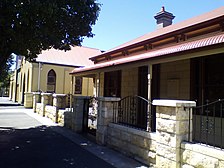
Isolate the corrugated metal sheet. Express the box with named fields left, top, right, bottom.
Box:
left=71, top=33, right=224, bottom=74
left=36, top=46, right=101, bottom=67
left=90, top=6, right=224, bottom=59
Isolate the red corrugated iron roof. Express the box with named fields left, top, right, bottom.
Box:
left=90, top=6, right=224, bottom=60
left=36, top=46, right=101, bottom=67
left=71, top=33, right=224, bottom=74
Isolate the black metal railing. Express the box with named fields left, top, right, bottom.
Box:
left=112, top=95, right=155, bottom=132
left=192, top=99, right=224, bottom=150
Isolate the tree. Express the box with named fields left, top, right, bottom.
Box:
left=0, top=55, right=13, bottom=96
left=0, top=0, right=100, bottom=75
left=0, top=55, right=14, bottom=82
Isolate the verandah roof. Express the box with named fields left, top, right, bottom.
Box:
left=70, top=33, right=224, bottom=75
left=89, top=6, right=224, bottom=62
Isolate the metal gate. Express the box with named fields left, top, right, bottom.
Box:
left=83, top=97, right=98, bottom=136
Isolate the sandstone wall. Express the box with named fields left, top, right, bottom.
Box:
left=107, top=123, right=156, bottom=166
left=181, top=142, right=224, bottom=168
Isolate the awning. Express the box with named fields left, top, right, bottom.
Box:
left=70, top=33, right=224, bottom=75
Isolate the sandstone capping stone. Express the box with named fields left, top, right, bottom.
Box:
left=53, top=93, right=67, bottom=97
left=153, top=99, right=196, bottom=108
left=181, top=142, right=224, bottom=161
left=182, top=148, right=219, bottom=167
left=33, top=92, right=41, bottom=95
left=97, top=96, right=120, bottom=102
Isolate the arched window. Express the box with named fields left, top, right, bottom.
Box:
left=47, top=69, right=56, bottom=93
left=75, top=77, right=83, bottom=94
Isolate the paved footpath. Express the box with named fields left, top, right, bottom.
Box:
left=0, top=97, right=148, bottom=168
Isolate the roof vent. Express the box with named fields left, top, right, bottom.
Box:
left=154, top=6, right=175, bottom=29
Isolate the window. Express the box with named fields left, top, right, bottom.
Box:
left=75, top=77, right=82, bottom=94
left=192, top=54, right=224, bottom=103
left=47, top=69, right=56, bottom=93
left=191, top=54, right=224, bottom=116
left=104, top=70, right=121, bottom=97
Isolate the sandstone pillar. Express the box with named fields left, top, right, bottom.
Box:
left=53, top=94, right=67, bottom=109
left=72, top=96, right=90, bottom=132
left=41, top=93, right=53, bottom=116
left=152, top=100, right=196, bottom=168
left=96, top=97, right=120, bottom=145
left=33, top=92, right=41, bottom=112
left=52, top=94, right=67, bottom=122
left=24, top=92, right=33, bottom=108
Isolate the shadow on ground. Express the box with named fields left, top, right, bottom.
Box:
left=0, top=125, right=115, bottom=168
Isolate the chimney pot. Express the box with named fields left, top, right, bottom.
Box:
left=154, top=7, right=175, bottom=29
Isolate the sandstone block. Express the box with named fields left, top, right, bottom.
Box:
left=156, top=155, right=178, bottom=168
left=182, top=149, right=219, bottom=167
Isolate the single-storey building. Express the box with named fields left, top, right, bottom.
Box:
left=70, top=7, right=224, bottom=167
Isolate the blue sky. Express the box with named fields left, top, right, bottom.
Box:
left=82, top=0, right=224, bottom=51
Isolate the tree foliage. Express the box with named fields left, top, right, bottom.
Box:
left=0, top=0, right=100, bottom=75
left=0, top=55, right=13, bottom=89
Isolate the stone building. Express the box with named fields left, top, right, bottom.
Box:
left=69, top=7, right=224, bottom=167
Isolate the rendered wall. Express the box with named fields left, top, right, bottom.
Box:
left=39, top=64, right=71, bottom=93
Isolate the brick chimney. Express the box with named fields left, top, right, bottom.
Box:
left=154, top=6, right=175, bottom=29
